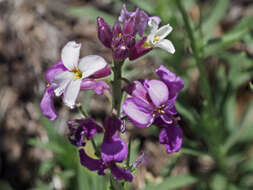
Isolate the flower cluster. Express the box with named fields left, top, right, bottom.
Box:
left=123, top=65, right=184, bottom=153
left=97, top=4, right=175, bottom=61
left=40, top=4, right=183, bottom=183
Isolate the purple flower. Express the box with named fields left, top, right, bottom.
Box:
left=40, top=61, right=67, bottom=120
left=78, top=116, right=133, bottom=182
left=118, top=4, right=149, bottom=37
left=129, top=37, right=152, bottom=60
left=97, top=17, right=113, bottom=48
left=156, top=65, right=184, bottom=99
left=52, top=41, right=110, bottom=108
left=123, top=66, right=184, bottom=128
left=40, top=42, right=111, bottom=120
left=122, top=66, right=184, bottom=153
left=67, top=118, right=103, bottom=147
left=101, top=116, right=128, bottom=163
left=123, top=79, right=177, bottom=128
left=159, top=124, right=183, bottom=154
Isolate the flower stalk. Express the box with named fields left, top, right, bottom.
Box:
left=112, top=60, right=124, bottom=116
left=176, top=0, right=212, bottom=111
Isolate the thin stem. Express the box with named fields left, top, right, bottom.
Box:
left=126, top=137, right=132, bottom=168
left=91, top=138, right=100, bottom=157
left=176, top=0, right=212, bottom=110
left=112, top=61, right=124, bottom=116
left=77, top=104, right=88, bottom=118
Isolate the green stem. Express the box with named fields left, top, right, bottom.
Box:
left=176, top=0, right=212, bottom=110
left=77, top=104, right=88, bottom=118
left=91, top=138, right=100, bottom=157
left=126, top=137, right=132, bottom=168
left=112, top=61, right=123, bottom=116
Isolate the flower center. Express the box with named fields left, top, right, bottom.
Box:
left=71, top=66, right=82, bottom=80
left=152, top=104, right=165, bottom=117
left=153, top=35, right=160, bottom=43
left=118, top=33, right=123, bottom=37
left=142, top=42, right=152, bottom=48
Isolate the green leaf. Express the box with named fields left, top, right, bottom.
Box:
left=144, top=174, right=198, bottom=190
left=69, top=6, right=116, bottom=25
left=210, top=173, right=228, bottom=190
left=203, top=0, right=229, bottom=40
left=0, top=180, right=12, bottom=190
left=204, top=15, right=253, bottom=57
left=109, top=176, right=125, bottom=190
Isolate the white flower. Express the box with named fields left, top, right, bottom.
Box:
left=144, top=18, right=175, bottom=54
left=52, top=41, right=107, bottom=108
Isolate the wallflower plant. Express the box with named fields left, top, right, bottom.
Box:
left=40, top=3, right=183, bottom=188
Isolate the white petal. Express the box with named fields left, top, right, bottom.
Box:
left=52, top=71, right=74, bottom=96
left=61, top=41, right=81, bottom=71
left=148, top=17, right=159, bottom=33
left=78, top=55, right=107, bottom=78
left=63, top=79, right=81, bottom=109
left=156, top=39, right=175, bottom=54
left=156, top=24, right=173, bottom=40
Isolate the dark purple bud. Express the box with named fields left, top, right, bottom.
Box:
left=113, top=45, right=129, bottom=61
left=112, top=22, right=122, bottom=37
left=123, top=18, right=135, bottom=36
left=123, top=35, right=135, bottom=49
left=129, top=37, right=152, bottom=60
left=97, top=17, right=113, bottom=48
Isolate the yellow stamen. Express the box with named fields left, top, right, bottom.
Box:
left=46, top=83, right=51, bottom=87
left=153, top=35, right=160, bottom=43
left=142, top=42, right=152, bottom=48
left=70, top=66, right=82, bottom=80
left=153, top=104, right=166, bottom=116
left=118, top=33, right=123, bottom=37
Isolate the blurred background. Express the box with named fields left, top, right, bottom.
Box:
left=0, top=0, right=253, bottom=189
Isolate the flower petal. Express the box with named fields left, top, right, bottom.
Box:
left=63, top=79, right=81, bottom=108
left=129, top=37, right=152, bottom=61
left=78, top=55, right=107, bottom=78
left=61, top=41, right=81, bottom=71
left=135, top=10, right=149, bottom=36
left=80, top=79, right=110, bottom=95
left=40, top=86, right=57, bottom=121
left=101, top=138, right=128, bottom=163
left=156, top=24, right=173, bottom=40
left=156, top=39, right=175, bottom=54
left=52, top=71, right=73, bottom=96
left=101, top=117, right=128, bottom=163
left=144, top=80, right=169, bottom=107
left=156, top=65, right=184, bottom=98
left=79, top=149, right=106, bottom=175
left=109, top=163, right=133, bottom=182
left=93, top=81, right=110, bottom=95
left=45, top=61, right=67, bottom=83
left=92, top=66, right=111, bottom=78
left=149, top=16, right=161, bottom=25
left=159, top=125, right=183, bottom=154
left=122, top=97, right=154, bottom=128
left=148, top=17, right=159, bottom=33
left=97, top=17, right=113, bottom=48
left=124, top=81, right=149, bottom=103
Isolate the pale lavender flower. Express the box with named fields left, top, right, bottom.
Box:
left=52, top=41, right=109, bottom=108
left=40, top=61, right=67, bottom=120
left=144, top=17, right=175, bottom=54
left=122, top=66, right=184, bottom=153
